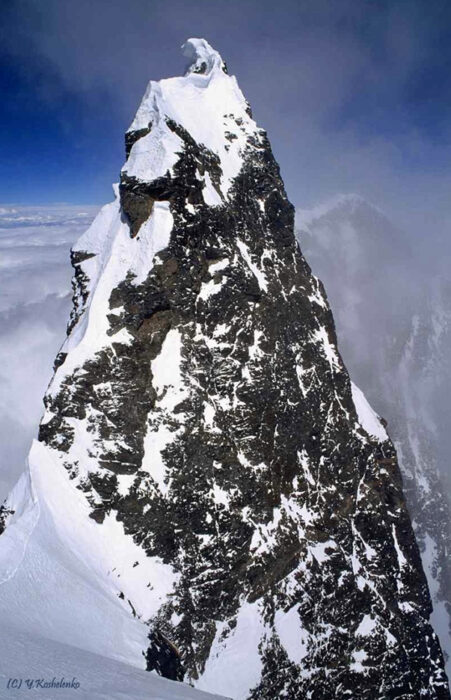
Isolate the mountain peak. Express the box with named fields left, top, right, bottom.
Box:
left=296, top=193, right=383, bottom=231
left=1, top=40, right=448, bottom=700
left=122, top=38, right=256, bottom=223
left=182, top=38, right=227, bottom=76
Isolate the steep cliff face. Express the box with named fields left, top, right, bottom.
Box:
left=1, top=40, right=449, bottom=699
left=297, top=195, right=451, bottom=674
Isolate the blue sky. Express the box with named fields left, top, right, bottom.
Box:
left=1, top=0, right=451, bottom=240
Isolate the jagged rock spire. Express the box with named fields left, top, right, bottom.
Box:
left=1, top=40, right=449, bottom=700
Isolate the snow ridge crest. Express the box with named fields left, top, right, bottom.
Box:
left=182, top=38, right=227, bottom=76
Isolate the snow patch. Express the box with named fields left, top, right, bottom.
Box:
left=236, top=240, right=268, bottom=292
left=151, top=328, right=188, bottom=411
left=312, top=326, right=341, bottom=370
left=197, top=601, right=266, bottom=700
left=351, top=381, right=388, bottom=442
left=356, top=614, right=377, bottom=636
left=274, top=605, right=308, bottom=665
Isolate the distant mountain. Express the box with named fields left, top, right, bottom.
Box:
left=0, top=42, right=449, bottom=699
left=298, top=193, right=451, bottom=674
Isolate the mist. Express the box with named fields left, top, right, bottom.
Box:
left=297, top=195, right=451, bottom=496
left=0, top=206, right=97, bottom=501
left=297, top=195, right=451, bottom=664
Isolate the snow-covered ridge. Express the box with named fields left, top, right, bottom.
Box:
left=125, top=38, right=258, bottom=197
left=182, top=38, right=227, bottom=76
left=49, top=39, right=261, bottom=386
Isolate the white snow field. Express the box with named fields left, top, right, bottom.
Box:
left=0, top=625, right=228, bottom=700
left=0, top=442, right=228, bottom=700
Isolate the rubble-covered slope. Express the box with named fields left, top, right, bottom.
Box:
left=1, top=40, right=449, bottom=699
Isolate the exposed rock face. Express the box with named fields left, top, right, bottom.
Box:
left=0, top=505, right=14, bottom=536
left=18, top=39, right=450, bottom=698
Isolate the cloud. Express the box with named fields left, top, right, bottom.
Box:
left=0, top=205, right=97, bottom=501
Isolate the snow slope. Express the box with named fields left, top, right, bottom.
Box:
left=0, top=441, right=227, bottom=698
left=0, top=625, right=228, bottom=700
